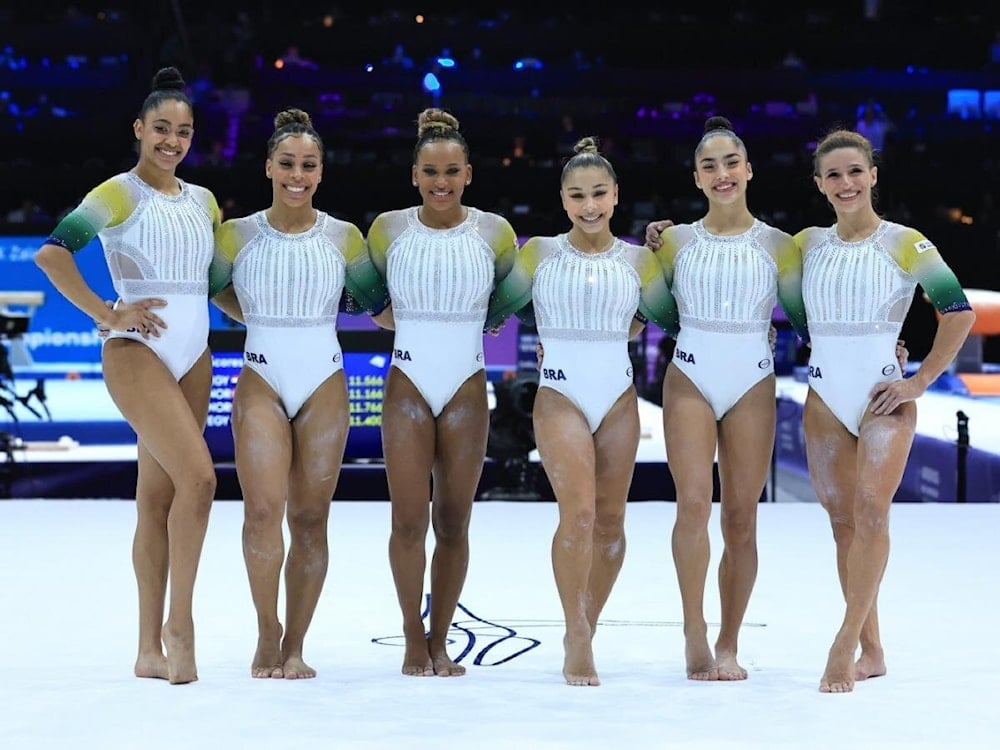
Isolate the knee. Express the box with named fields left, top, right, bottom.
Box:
left=826, top=513, right=855, bottom=546
left=593, top=508, right=625, bottom=540
left=178, top=465, right=217, bottom=501
left=719, top=509, right=756, bottom=548
left=243, top=496, right=285, bottom=533
left=392, top=514, right=428, bottom=545
left=674, top=499, right=712, bottom=531
left=287, top=504, right=329, bottom=540
left=854, top=490, right=890, bottom=537
left=559, top=507, right=596, bottom=542
left=432, top=508, right=471, bottom=545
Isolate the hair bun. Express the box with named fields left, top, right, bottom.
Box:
left=151, top=66, right=186, bottom=92
left=274, top=108, right=312, bottom=129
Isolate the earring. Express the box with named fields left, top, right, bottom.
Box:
left=465, top=180, right=471, bottom=186
left=412, top=181, right=418, bottom=187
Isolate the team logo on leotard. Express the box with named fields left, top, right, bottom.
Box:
left=882, top=364, right=896, bottom=376
left=758, top=358, right=771, bottom=369
left=246, top=351, right=268, bottom=364
left=542, top=368, right=567, bottom=381
left=674, top=349, right=695, bottom=364
left=914, top=240, right=935, bottom=253
left=476, top=352, right=484, bottom=362
left=808, top=365, right=822, bottom=379
left=626, top=366, right=633, bottom=378
left=332, top=353, right=341, bottom=363
left=393, top=348, right=412, bottom=361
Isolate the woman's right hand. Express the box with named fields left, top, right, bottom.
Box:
left=644, top=219, right=674, bottom=250
left=98, top=298, right=167, bottom=339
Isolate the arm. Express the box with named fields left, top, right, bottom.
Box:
left=908, top=310, right=975, bottom=392
left=341, top=223, right=390, bottom=318
left=870, top=309, right=974, bottom=415
left=210, top=285, right=244, bottom=324
left=34, top=180, right=165, bottom=334
left=35, top=243, right=127, bottom=328
left=208, top=218, right=244, bottom=323
left=364, top=213, right=395, bottom=329
left=484, top=239, right=537, bottom=333
left=869, top=229, right=975, bottom=414
left=776, top=233, right=809, bottom=344
left=372, top=305, right=395, bottom=331
left=638, top=238, right=679, bottom=337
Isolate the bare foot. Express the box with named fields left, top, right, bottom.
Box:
left=250, top=625, right=285, bottom=680
left=431, top=653, right=465, bottom=676
left=282, top=655, right=316, bottom=680
left=401, top=638, right=434, bottom=677
left=163, top=619, right=198, bottom=685
left=715, top=649, right=748, bottom=681
left=134, top=651, right=169, bottom=680
left=819, top=644, right=855, bottom=693
left=563, top=634, right=600, bottom=686
left=428, top=641, right=465, bottom=677
left=685, top=637, right=718, bottom=681
left=854, top=648, right=886, bottom=682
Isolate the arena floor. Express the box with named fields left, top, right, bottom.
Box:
left=0, top=498, right=996, bottom=749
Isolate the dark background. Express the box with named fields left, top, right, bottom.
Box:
left=2, top=0, right=998, bottom=360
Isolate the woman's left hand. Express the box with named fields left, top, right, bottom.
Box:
left=869, top=376, right=923, bottom=415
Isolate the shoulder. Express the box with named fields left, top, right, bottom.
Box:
left=622, top=240, right=662, bottom=273
left=756, top=222, right=798, bottom=254
left=660, top=222, right=695, bottom=249
left=883, top=221, right=931, bottom=250
left=367, top=209, right=408, bottom=245
left=369, top=208, right=407, bottom=229
left=522, top=234, right=557, bottom=255
left=184, top=181, right=217, bottom=201
left=622, top=238, right=654, bottom=258
left=882, top=221, right=940, bottom=270
left=322, top=214, right=365, bottom=249
left=792, top=226, right=825, bottom=251
left=475, top=209, right=517, bottom=236
left=757, top=221, right=794, bottom=243
left=87, top=172, right=135, bottom=200
left=216, top=214, right=256, bottom=249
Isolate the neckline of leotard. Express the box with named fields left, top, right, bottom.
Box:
left=256, top=209, right=323, bottom=239
left=692, top=217, right=760, bottom=242
left=828, top=220, right=887, bottom=247
left=126, top=171, right=189, bottom=202
left=408, top=205, right=477, bottom=236
left=559, top=233, right=620, bottom=258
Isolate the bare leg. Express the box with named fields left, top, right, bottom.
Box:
left=535, top=388, right=600, bottom=685
left=282, top=372, right=349, bottom=679
left=425, top=372, right=488, bottom=676
left=805, top=390, right=913, bottom=692
left=586, top=390, right=640, bottom=637
left=713, top=375, right=775, bottom=680
left=231, top=369, right=292, bottom=678
left=535, top=385, right=639, bottom=687
left=408, top=405, right=481, bottom=674
left=104, top=342, right=215, bottom=685
left=132, top=443, right=172, bottom=680
left=383, top=367, right=436, bottom=676
left=662, top=366, right=719, bottom=680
